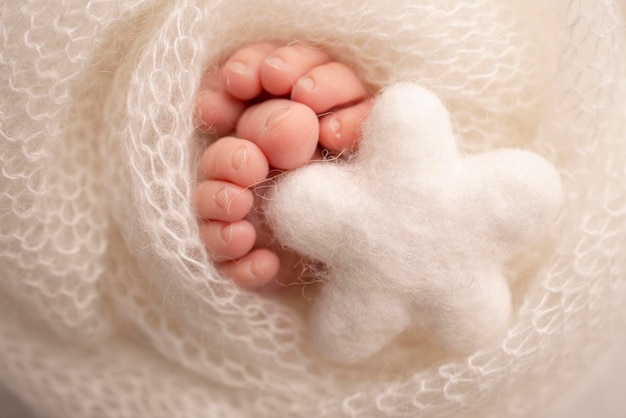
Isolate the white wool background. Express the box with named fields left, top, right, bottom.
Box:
left=0, top=1, right=625, bottom=417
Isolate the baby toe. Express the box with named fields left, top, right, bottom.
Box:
left=200, top=220, right=256, bottom=261
left=291, top=62, right=368, bottom=114
left=219, top=248, right=280, bottom=289
left=195, top=69, right=247, bottom=135
left=201, top=137, right=269, bottom=188
left=236, top=99, right=318, bottom=170
left=195, top=89, right=246, bottom=135
left=260, top=43, right=331, bottom=96
left=194, top=180, right=254, bottom=222
left=319, top=100, right=371, bottom=151
left=223, top=43, right=277, bottom=100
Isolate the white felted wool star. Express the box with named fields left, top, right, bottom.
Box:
left=265, top=82, right=564, bottom=364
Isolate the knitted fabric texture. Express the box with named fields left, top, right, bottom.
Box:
left=1, top=1, right=625, bottom=417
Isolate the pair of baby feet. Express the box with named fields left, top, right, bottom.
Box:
left=194, top=43, right=371, bottom=289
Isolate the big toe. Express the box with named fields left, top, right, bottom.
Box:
left=236, top=99, right=319, bottom=170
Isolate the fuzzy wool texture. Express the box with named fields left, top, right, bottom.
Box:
left=266, top=83, right=564, bottom=364
left=0, top=1, right=625, bottom=417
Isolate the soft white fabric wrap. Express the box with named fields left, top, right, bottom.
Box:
left=1, top=1, right=625, bottom=417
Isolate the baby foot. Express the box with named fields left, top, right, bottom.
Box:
left=194, top=43, right=371, bottom=289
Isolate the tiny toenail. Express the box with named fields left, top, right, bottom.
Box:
left=231, top=146, right=248, bottom=171
left=264, top=106, right=290, bottom=130
left=329, top=115, right=342, bottom=138
left=249, top=259, right=262, bottom=278
left=297, top=76, right=315, bottom=91
left=214, top=186, right=229, bottom=211
left=265, top=56, right=284, bottom=69
left=220, top=224, right=232, bottom=243
left=227, top=60, right=247, bottom=75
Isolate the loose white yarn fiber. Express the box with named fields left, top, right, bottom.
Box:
left=1, top=1, right=625, bottom=417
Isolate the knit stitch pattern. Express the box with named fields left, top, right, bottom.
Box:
left=1, top=1, right=625, bottom=417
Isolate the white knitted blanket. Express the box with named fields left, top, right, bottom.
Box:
left=1, top=1, right=625, bottom=417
